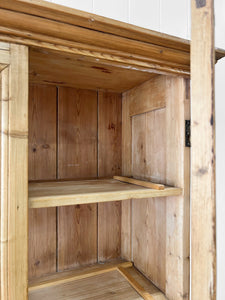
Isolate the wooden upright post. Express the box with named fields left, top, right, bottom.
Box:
left=191, top=0, right=216, bottom=299
left=0, top=43, right=29, bottom=299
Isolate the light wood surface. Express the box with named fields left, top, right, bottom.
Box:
left=128, top=76, right=166, bottom=116
left=121, top=92, right=133, bottom=261
left=164, top=77, right=190, bottom=300
left=29, top=47, right=157, bottom=92
left=58, top=204, right=98, bottom=271
left=29, top=260, right=132, bottom=291
left=58, top=87, right=98, bottom=271
left=98, top=91, right=122, bottom=261
left=29, top=270, right=142, bottom=300
left=114, top=176, right=165, bottom=190
left=29, top=85, right=57, bottom=180
left=6, top=44, right=29, bottom=300
left=191, top=0, right=216, bottom=299
left=128, top=75, right=190, bottom=299
left=58, top=87, right=98, bottom=179
left=0, top=65, right=9, bottom=300
left=0, top=0, right=224, bottom=79
left=29, top=179, right=182, bottom=209
left=0, top=42, right=9, bottom=67
left=132, top=108, right=167, bottom=292
left=28, top=261, right=166, bottom=300
left=0, top=3, right=192, bottom=76
left=118, top=267, right=155, bottom=300
left=28, top=84, right=57, bottom=279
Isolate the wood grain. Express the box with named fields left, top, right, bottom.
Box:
left=29, top=47, right=156, bottom=93
left=165, top=77, right=189, bottom=300
left=113, top=176, right=165, bottom=190
left=128, top=76, right=166, bottom=116
left=191, top=0, right=216, bottom=299
left=29, top=179, right=182, bottom=208
left=58, top=87, right=98, bottom=179
left=118, top=267, right=155, bottom=300
left=29, top=264, right=165, bottom=300
left=132, top=108, right=167, bottom=291
left=29, top=208, right=56, bottom=279
left=28, top=84, right=57, bottom=279
left=7, top=44, right=29, bottom=300
left=0, top=66, right=9, bottom=300
left=0, top=0, right=191, bottom=52
left=29, top=269, right=142, bottom=300
left=58, top=204, right=97, bottom=271
left=121, top=93, right=132, bottom=260
left=58, top=87, right=98, bottom=271
left=98, top=92, right=122, bottom=261
left=29, top=260, right=132, bottom=291
left=29, top=85, right=57, bottom=180
left=0, top=7, right=191, bottom=70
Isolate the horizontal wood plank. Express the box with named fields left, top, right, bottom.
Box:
left=127, top=76, right=166, bottom=116
left=29, top=179, right=182, bottom=208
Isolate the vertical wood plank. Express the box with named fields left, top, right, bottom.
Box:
left=191, top=0, right=216, bottom=299
left=98, top=91, right=122, bottom=261
left=0, top=67, right=9, bottom=300
left=28, top=208, right=56, bottom=279
left=58, top=87, right=98, bottom=179
left=165, top=77, right=189, bottom=300
left=29, top=85, right=57, bottom=180
left=132, top=109, right=167, bottom=291
left=7, top=44, right=28, bottom=300
left=121, top=93, right=132, bottom=260
left=58, top=204, right=97, bottom=270
left=28, top=84, right=57, bottom=279
left=58, top=87, right=98, bottom=271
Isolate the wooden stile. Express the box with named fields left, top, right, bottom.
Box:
left=0, top=44, right=29, bottom=300
left=191, top=0, right=216, bottom=299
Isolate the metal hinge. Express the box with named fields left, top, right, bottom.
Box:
left=185, top=120, right=191, bottom=147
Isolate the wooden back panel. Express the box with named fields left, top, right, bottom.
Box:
left=28, top=84, right=122, bottom=278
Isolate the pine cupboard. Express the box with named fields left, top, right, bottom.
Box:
left=0, top=0, right=223, bottom=299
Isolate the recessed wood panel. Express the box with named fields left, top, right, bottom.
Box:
left=28, top=84, right=57, bottom=279
left=57, top=87, right=98, bottom=271
left=98, top=92, right=122, bottom=261
left=132, top=109, right=167, bottom=291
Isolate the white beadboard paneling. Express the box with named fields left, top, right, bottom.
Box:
left=215, top=0, right=225, bottom=49
left=129, top=0, right=160, bottom=31
left=216, top=58, right=225, bottom=300
left=93, top=0, right=129, bottom=22
left=160, top=0, right=189, bottom=39
left=49, top=0, right=93, bottom=13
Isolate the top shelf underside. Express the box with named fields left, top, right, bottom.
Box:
left=29, top=179, right=182, bottom=208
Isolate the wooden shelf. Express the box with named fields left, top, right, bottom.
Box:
left=29, top=179, right=182, bottom=208
left=28, top=260, right=167, bottom=300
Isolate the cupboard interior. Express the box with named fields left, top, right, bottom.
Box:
left=28, top=46, right=190, bottom=299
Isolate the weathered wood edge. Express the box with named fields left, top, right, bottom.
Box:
left=191, top=0, right=216, bottom=299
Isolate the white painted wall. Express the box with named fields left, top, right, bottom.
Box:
left=46, top=1, right=225, bottom=299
